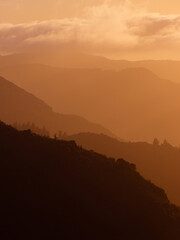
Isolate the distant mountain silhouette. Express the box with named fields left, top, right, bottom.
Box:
left=2, top=64, right=180, bottom=144
left=0, top=52, right=109, bottom=68
left=66, top=132, right=180, bottom=205
left=1, top=52, right=180, bottom=83
left=0, top=76, right=113, bottom=137
left=1, top=121, right=180, bottom=239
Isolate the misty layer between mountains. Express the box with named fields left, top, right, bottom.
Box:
left=2, top=52, right=180, bottom=206
left=1, top=53, right=180, bottom=145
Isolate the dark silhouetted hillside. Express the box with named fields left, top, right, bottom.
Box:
left=12, top=122, right=50, bottom=137
left=0, top=76, right=113, bottom=137
left=2, top=65, right=180, bottom=144
left=0, top=121, right=180, bottom=239
left=66, top=132, right=180, bottom=205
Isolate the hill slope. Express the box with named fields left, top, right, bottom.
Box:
left=0, top=121, right=180, bottom=239
left=66, top=132, right=180, bottom=205
left=0, top=76, right=113, bottom=136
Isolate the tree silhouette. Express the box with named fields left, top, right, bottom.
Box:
left=153, top=137, right=159, bottom=146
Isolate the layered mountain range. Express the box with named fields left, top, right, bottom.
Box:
left=1, top=52, right=180, bottom=82
left=1, top=63, right=180, bottom=144
left=0, top=76, right=113, bottom=137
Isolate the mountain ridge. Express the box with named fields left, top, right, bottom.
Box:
left=1, top=52, right=180, bottom=83
left=1, top=121, right=180, bottom=239
left=0, top=75, right=114, bottom=137
left=66, top=132, right=180, bottom=205
left=1, top=64, right=180, bottom=144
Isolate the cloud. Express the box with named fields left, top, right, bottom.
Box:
left=1, top=1, right=180, bottom=59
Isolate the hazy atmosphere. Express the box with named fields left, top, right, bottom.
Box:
left=1, top=0, right=180, bottom=239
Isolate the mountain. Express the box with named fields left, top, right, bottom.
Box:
left=1, top=64, right=180, bottom=144
left=0, top=121, right=180, bottom=239
left=1, top=52, right=180, bottom=83
left=66, top=132, right=180, bottom=205
left=0, top=76, right=113, bottom=137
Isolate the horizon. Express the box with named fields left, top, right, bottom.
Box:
left=2, top=51, right=180, bottom=62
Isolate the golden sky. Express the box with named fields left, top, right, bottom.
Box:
left=1, top=0, right=180, bottom=59
left=1, top=0, right=180, bottom=23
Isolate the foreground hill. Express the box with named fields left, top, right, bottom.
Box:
left=0, top=121, right=180, bottom=239
left=0, top=76, right=113, bottom=137
left=2, top=64, right=180, bottom=144
left=66, top=132, right=180, bottom=205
